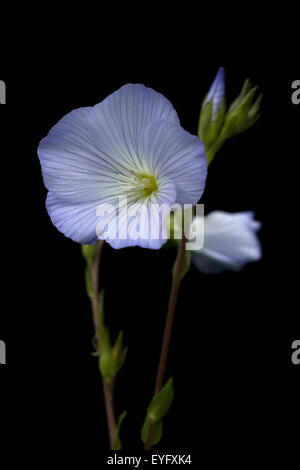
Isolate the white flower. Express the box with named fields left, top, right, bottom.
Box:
left=38, top=84, right=207, bottom=249
left=191, top=211, right=261, bottom=274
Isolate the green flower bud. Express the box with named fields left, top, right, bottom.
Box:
left=198, top=99, right=226, bottom=149
left=227, top=78, right=252, bottom=114
left=205, top=77, right=262, bottom=166
left=220, top=79, right=262, bottom=139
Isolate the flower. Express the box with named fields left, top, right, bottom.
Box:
left=191, top=211, right=261, bottom=274
left=38, top=84, right=207, bottom=249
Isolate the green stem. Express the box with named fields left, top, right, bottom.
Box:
left=145, top=236, right=187, bottom=450
left=89, top=240, right=117, bottom=448
left=206, top=137, right=226, bottom=166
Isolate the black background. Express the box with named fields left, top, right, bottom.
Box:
left=0, top=21, right=299, bottom=467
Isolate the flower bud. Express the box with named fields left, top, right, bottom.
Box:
left=203, top=76, right=262, bottom=166
left=220, top=78, right=262, bottom=139
left=198, top=68, right=226, bottom=149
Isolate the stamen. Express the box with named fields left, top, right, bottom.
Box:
left=135, top=173, right=158, bottom=196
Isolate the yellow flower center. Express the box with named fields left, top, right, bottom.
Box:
left=135, top=173, right=158, bottom=197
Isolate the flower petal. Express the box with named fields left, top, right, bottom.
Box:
left=38, top=84, right=209, bottom=248
left=87, top=84, right=180, bottom=171
left=38, top=84, right=180, bottom=204
left=191, top=211, right=261, bottom=274
left=47, top=181, right=177, bottom=248
left=46, top=192, right=100, bottom=244
left=103, top=180, right=177, bottom=249
left=38, top=106, right=125, bottom=204
left=137, top=120, right=207, bottom=206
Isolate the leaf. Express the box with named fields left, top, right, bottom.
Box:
left=97, top=289, right=114, bottom=380
left=148, top=378, right=174, bottom=421
left=97, top=290, right=127, bottom=380
left=141, top=378, right=174, bottom=447
left=113, top=411, right=127, bottom=450
left=227, top=78, right=252, bottom=114
left=141, top=416, right=163, bottom=446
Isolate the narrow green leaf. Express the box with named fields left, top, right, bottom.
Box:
left=112, top=331, right=124, bottom=359
left=248, top=92, right=263, bottom=120
left=141, top=416, right=163, bottom=446
left=97, top=289, right=113, bottom=380
left=113, top=411, right=127, bottom=450
left=227, top=78, right=252, bottom=114
left=148, top=377, right=174, bottom=421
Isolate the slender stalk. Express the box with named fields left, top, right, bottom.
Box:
left=206, top=137, right=225, bottom=166
left=89, top=240, right=117, bottom=448
left=145, top=236, right=187, bottom=450
left=101, top=377, right=116, bottom=448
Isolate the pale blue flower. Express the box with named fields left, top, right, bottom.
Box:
left=38, top=84, right=207, bottom=249
left=204, top=67, right=225, bottom=120
left=191, top=211, right=261, bottom=274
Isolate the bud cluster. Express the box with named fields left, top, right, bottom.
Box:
left=198, top=68, right=262, bottom=165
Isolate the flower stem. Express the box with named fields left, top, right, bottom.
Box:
left=144, top=236, right=187, bottom=450
left=89, top=240, right=117, bottom=449
left=206, top=137, right=226, bottom=166
left=101, top=376, right=116, bottom=448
